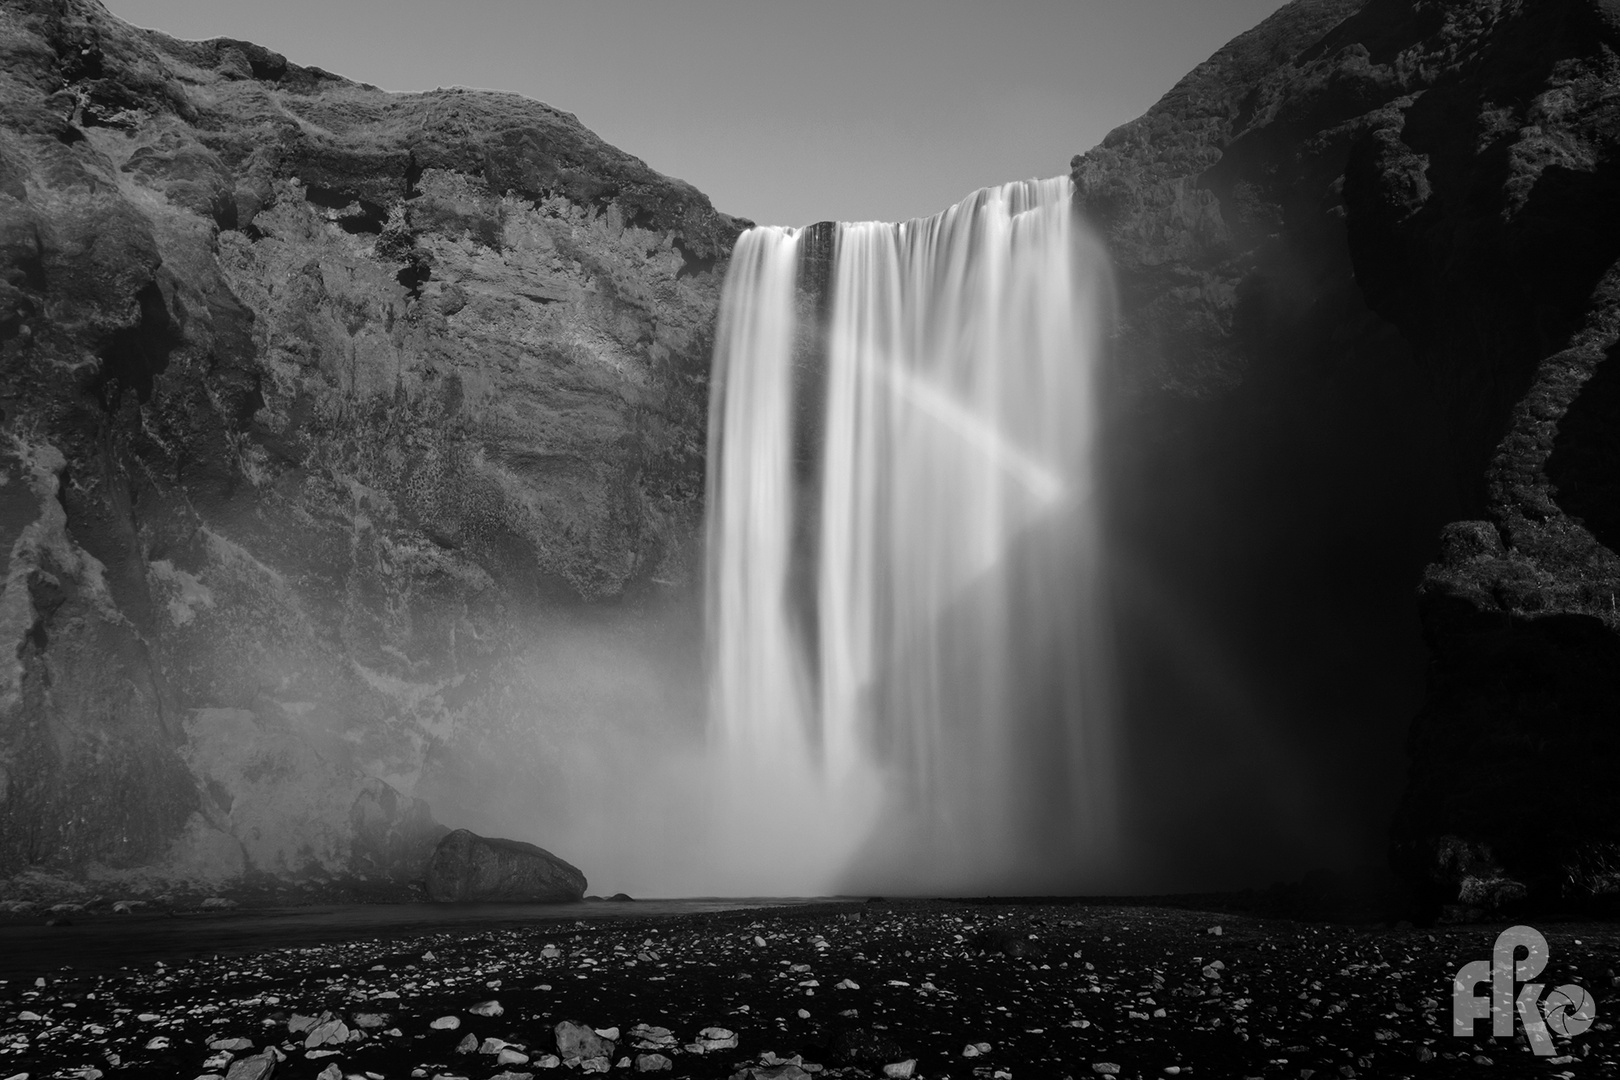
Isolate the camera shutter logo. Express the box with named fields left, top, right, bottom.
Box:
left=1453, top=925, right=1597, bottom=1056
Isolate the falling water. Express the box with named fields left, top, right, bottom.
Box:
left=705, top=176, right=1116, bottom=895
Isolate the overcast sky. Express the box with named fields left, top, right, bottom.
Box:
left=104, top=0, right=1290, bottom=227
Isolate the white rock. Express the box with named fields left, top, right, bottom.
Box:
left=882, top=1062, right=916, bottom=1079
left=430, top=1016, right=461, bottom=1030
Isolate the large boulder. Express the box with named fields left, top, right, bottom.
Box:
left=424, top=828, right=586, bottom=902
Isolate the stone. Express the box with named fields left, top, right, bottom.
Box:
left=304, top=1018, right=349, bottom=1048
left=468, top=1000, right=504, bottom=1017
left=553, top=1020, right=615, bottom=1065
left=629, top=1025, right=675, bottom=1049
left=634, top=1055, right=671, bottom=1073
left=224, top=1052, right=276, bottom=1080
left=430, top=1016, right=460, bottom=1031
left=696, top=1027, right=738, bottom=1051
left=881, top=1062, right=916, bottom=1079
left=425, top=831, right=586, bottom=903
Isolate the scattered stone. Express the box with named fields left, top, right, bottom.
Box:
left=635, top=1054, right=672, bottom=1072
left=468, top=999, right=503, bottom=1017
left=882, top=1061, right=917, bottom=1078
left=455, top=1033, right=478, bottom=1053
left=430, top=1016, right=461, bottom=1030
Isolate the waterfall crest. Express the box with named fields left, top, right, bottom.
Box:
left=706, top=177, right=1116, bottom=894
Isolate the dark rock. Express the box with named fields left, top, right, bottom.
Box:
left=1071, top=0, right=1620, bottom=897
left=424, top=829, right=586, bottom=903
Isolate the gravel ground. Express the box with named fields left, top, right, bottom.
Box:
left=0, top=901, right=1615, bottom=1079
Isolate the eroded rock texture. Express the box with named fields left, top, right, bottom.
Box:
left=0, top=0, right=740, bottom=893
left=1075, top=0, right=1620, bottom=904
left=423, top=827, right=586, bottom=903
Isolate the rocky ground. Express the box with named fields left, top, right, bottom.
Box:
left=0, top=900, right=1615, bottom=1080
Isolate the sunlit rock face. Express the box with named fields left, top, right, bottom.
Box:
left=1073, top=0, right=1620, bottom=901
left=0, top=0, right=740, bottom=893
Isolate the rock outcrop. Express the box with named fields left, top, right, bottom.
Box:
left=1073, top=0, right=1620, bottom=903
left=424, top=827, right=586, bottom=902
left=0, top=0, right=739, bottom=892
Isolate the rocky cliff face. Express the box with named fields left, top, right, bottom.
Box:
left=0, top=0, right=740, bottom=896
left=1074, top=0, right=1620, bottom=905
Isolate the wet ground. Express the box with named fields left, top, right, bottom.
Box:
left=0, top=899, right=1615, bottom=1079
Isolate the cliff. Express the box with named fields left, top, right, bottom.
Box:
left=0, top=0, right=741, bottom=895
left=1075, top=0, right=1620, bottom=906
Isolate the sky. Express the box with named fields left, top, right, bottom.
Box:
left=103, top=0, right=1290, bottom=227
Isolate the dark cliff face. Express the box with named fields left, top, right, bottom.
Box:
left=0, top=0, right=740, bottom=892
left=1076, top=0, right=1620, bottom=902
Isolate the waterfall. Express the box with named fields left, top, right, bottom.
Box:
left=705, top=176, right=1116, bottom=895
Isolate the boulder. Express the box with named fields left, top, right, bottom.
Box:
left=425, top=829, right=586, bottom=902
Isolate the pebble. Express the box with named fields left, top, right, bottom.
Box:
left=2, top=901, right=1615, bottom=1079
